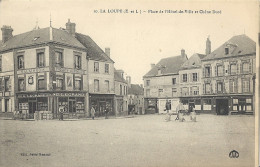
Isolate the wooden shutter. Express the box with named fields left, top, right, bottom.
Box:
left=227, top=64, right=230, bottom=75
left=237, top=63, right=239, bottom=74
left=214, top=83, right=217, bottom=94
left=190, top=87, right=192, bottom=95
left=234, top=79, right=238, bottom=93
left=223, top=81, right=225, bottom=93
left=202, top=67, right=205, bottom=78
left=223, top=65, right=225, bottom=76
left=203, top=84, right=205, bottom=94
left=248, top=61, right=252, bottom=73
left=215, top=66, right=217, bottom=77
left=197, top=72, right=199, bottom=82
left=240, top=63, right=243, bottom=74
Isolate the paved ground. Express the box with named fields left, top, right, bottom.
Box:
left=0, top=114, right=255, bottom=167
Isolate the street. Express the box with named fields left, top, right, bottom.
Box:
left=0, top=114, right=255, bottom=167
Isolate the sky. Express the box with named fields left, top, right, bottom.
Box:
left=0, top=0, right=258, bottom=84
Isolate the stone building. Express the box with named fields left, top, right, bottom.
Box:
left=0, top=19, right=119, bottom=118
left=143, top=50, right=188, bottom=114
left=0, top=22, right=88, bottom=119
left=114, top=69, right=128, bottom=116
left=126, top=76, right=144, bottom=115
left=201, top=34, right=256, bottom=115
left=75, top=34, right=115, bottom=117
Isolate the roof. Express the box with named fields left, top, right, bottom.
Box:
left=144, top=55, right=187, bottom=77
left=114, top=71, right=127, bottom=83
left=128, top=84, right=144, bottom=95
left=0, top=27, right=86, bottom=52
left=202, top=34, right=256, bottom=61
left=75, top=33, right=114, bottom=63
left=180, top=53, right=206, bottom=70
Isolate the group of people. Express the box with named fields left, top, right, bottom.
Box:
left=165, top=100, right=197, bottom=122
left=90, top=106, right=110, bottom=120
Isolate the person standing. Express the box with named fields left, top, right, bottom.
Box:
left=190, top=106, right=196, bottom=122
left=175, top=100, right=185, bottom=121
left=165, top=100, right=171, bottom=122
left=91, top=107, right=96, bottom=120
left=105, top=105, right=109, bottom=119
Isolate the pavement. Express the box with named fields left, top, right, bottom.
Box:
left=0, top=114, right=255, bottom=167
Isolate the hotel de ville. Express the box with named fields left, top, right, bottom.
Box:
left=0, top=19, right=124, bottom=119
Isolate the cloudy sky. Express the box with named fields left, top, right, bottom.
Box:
left=0, top=0, right=258, bottom=84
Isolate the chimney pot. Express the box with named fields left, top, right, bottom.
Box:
left=181, top=49, right=185, bottom=57
left=1, top=25, right=13, bottom=43
left=105, top=48, right=110, bottom=57
left=66, top=19, right=76, bottom=36
left=205, top=37, right=211, bottom=55
left=151, top=63, right=156, bottom=69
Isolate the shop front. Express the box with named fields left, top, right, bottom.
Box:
left=17, top=92, right=87, bottom=119
left=144, top=98, right=158, bottom=114
left=89, top=94, right=115, bottom=117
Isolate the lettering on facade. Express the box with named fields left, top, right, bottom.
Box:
left=17, top=67, right=49, bottom=74
left=55, top=67, right=86, bottom=74
left=17, top=92, right=85, bottom=98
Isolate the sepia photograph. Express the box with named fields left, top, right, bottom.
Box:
left=0, top=0, right=259, bottom=167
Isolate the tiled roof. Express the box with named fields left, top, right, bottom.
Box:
left=75, top=33, right=114, bottom=63
left=0, top=27, right=86, bottom=52
left=180, top=53, right=206, bottom=70
left=202, top=34, right=256, bottom=61
left=144, top=55, right=187, bottom=77
left=114, top=71, right=127, bottom=83
left=128, top=84, right=144, bottom=95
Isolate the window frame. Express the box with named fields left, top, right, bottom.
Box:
left=105, top=80, right=110, bottom=92
left=205, top=83, right=211, bottom=94
left=105, top=63, right=109, bottom=74
left=37, top=52, right=45, bottom=68
left=172, top=78, right=176, bottom=85
left=94, top=79, right=100, bottom=92
left=242, top=62, right=249, bottom=73
left=205, top=66, right=211, bottom=77
left=94, top=62, right=99, bottom=72
left=18, top=78, right=25, bottom=91
left=230, top=64, right=237, bottom=75
left=182, top=74, right=187, bottom=82
left=38, top=78, right=46, bottom=90
left=146, top=80, right=150, bottom=86
left=217, top=65, right=224, bottom=76
left=192, top=73, right=197, bottom=82
left=242, top=79, right=250, bottom=93
left=74, top=79, right=82, bottom=90
left=217, top=82, right=223, bottom=93
left=17, top=55, right=24, bottom=69
left=74, top=55, right=82, bottom=69
left=55, top=51, right=64, bottom=67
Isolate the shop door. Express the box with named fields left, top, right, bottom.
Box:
left=28, top=101, right=36, bottom=119
left=69, top=100, right=76, bottom=113
left=216, top=99, right=229, bottom=115
left=4, top=99, right=9, bottom=112
left=99, top=102, right=106, bottom=117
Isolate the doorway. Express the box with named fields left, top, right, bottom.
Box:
left=4, top=99, right=9, bottom=112
left=216, top=99, right=229, bottom=115
left=69, top=100, right=76, bottom=113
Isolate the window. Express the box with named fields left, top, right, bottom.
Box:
left=242, top=62, right=249, bottom=73
left=182, top=87, right=188, bottom=96
left=217, top=82, right=223, bottom=93
left=74, top=55, right=81, bottom=69
left=205, top=83, right=211, bottom=94
left=0, top=55, right=2, bottom=72
left=94, top=62, right=99, bottom=72
left=120, top=85, right=123, bottom=95
left=0, top=79, right=2, bottom=91
left=205, top=66, right=211, bottom=77
left=158, top=89, right=163, bottom=97
left=17, top=55, right=24, bottom=69
left=146, top=80, right=150, bottom=86
left=230, top=64, right=236, bottom=75
left=146, top=89, right=150, bottom=97
left=225, top=47, right=229, bottom=55
left=56, top=78, right=63, bottom=90
left=75, top=79, right=81, bottom=90
left=242, top=79, right=250, bottom=93
left=38, top=78, right=46, bottom=90
left=55, top=51, right=63, bottom=67
left=105, top=80, right=109, bottom=92
left=172, top=78, right=176, bottom=85
left=18, top=78, right=25, bottom=91
left=229, top=80, right=237, bottom=93
left=192, top=73, right=197, bottom=82
left=105, top=64, right=109, bottom=73
left=37, top=52, right=45, bottom=67
left=193, top=86, right=199, bottom=95
left=5, top=78, right=10, bottom=91
left=217, top=65, right=223, bottom=76
left=182, top=74, right=187, bottom=82
left=172, top=88, right=177, bottom=97
left=94, top=79, right=99, bottom=92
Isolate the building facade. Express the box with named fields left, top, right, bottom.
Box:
left=143, top=50, right=188, bottom=114
left=178, top=53, right=206, bottom=112
left=127, top=76, right=144, bottom=115
left=0, top=22, right=89, bottom=119
left=201, top=35, right=256, bottom=115
left=114, top=69, right=128, bottom=116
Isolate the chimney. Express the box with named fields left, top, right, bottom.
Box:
left=105, top=48, right=110, bottom=57
left=126, top=76, right=131, bottom=87
left=151, top=63, right=155, bottom=69
left=181, top=49, right=186, bottom=58
left=140, top=84, right=143, bottom=88
left=205, top=37, right=211, bottom=55
left=66, top=19, right=76, bottom=36
left=1, top=25, right=13, bottom=43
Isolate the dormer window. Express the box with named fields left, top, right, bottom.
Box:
left=225, top=47, right=229, bottom=55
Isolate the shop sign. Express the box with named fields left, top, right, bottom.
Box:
left=17, top=67, right=49, bottom=74
left=17, top=92, right=85, bottom=98
left=55, top=67, right=86, bottom=74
